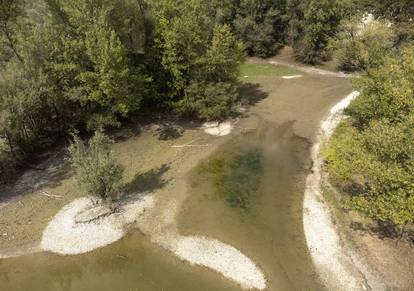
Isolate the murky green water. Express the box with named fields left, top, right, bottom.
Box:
left=0, top=232, right=241, bottom=291
left=0, top=74, right=351, bottom=291
left=179, top=119, right=321, bottom=290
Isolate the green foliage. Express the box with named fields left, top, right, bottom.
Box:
left=331, top=16, right=396, bottom=72
left=0, top=0, right=246, bottom=182
left=203, top=148, right=263, bottom=210
left=179, top=81, right=238, bottom=121
left=0, top=0, right=26, bottom=64
left=325, top=47, right=414, bottom=228
left=152, top=2, right=245, bottom=119
left=68, top=131, right=124, bottom=202
left=205, top=24, right=245, bottom=83
left=49, top=0, right=151, bottom=128
left=233, top=0, right=288, bottom=57
left=360, top=0, right=414, bottom=24
left=175, top=24, right=244, bottom=120
left=347, top=48, right=414, bottom=128
left=359, top=0, right=414, bottom=45
left=291, top=0, right=343, bottom=64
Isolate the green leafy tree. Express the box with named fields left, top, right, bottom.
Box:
left=325, top=47, right=414, bottom=231
left=50, top=0, right=150, bottom=130
left=331, top=16, right=396, bottom=72
left=152, top=1, right=245, bottom=119
left=0, top=0, right=25, bottom=64
left=68, top=131, right=124, bottom=202
left=291, top=0, right=343, bottom=64
left=176, top=24, right=244, bottom=120
left=233, top=0, right=288, bottom=57
left=347, top=48, right=414, bottom=128
left=358, top=0, right=414, bottom=45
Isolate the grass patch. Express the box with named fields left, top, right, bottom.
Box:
left=200, top=147, right=263, bottom=210
left=239, top=63, right=298, bottom=79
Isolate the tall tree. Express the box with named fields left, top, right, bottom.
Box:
left=233, top=0, right=288, bottom=57
left=151, top=0, right=245, bottom=119
left=291, top=0, right=342, bottom=64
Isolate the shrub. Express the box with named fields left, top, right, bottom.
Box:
left=332, top=16, right=395, bottom=72
left=68, top=131, right=124, bottom=203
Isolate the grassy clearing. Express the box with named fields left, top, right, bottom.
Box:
left=239, top=63, right=298, bottom=79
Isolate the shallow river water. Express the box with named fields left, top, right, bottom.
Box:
left=0, top=74, right=352, bottom=291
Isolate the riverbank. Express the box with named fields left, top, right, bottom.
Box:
left=303, top=91, right=370, bottom=291
left=304, top=90, right=414, bottom=291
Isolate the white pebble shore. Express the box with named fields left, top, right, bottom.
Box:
left=41, top=194, right=154, bottom=255
left=303, top=91, right=368, bottom=290
left=171, top=236, right=266, bottom=290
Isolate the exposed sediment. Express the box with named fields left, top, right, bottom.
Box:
left=303, top=91, right=372, bottom=290
left=41, top=193, right=154, bottom=255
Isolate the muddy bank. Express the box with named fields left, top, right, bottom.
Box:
left=304, top=90, right=414, bottom=291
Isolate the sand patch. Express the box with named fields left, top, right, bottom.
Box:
left=203, top=121, right=233, bottom=136
left=303, top=91, right=371, bottom=290
left=282, top=75, right=303, bottom=79
left=41, top=193, right=154, bottom=255
left=171, top=236, right=266, bottom=290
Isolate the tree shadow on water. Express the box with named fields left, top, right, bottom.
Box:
left=238, top=83, right=269, bottom=106
left=123, top=164, right=171, bottom=195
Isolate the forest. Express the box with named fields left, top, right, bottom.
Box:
left=0, top=0, right=413, bottom=232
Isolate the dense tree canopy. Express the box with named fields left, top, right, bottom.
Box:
left=326, top=48, right=414, bottom=229
left=290, top=0, right=343, bottom=64
left=331, top=16, right=396, bottom=72
left=233, top=0, right=288, bottom=57
left=0, top=0, right=244, bottom=183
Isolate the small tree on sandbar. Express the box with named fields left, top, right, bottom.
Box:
left=68, top=130, right=124, bottom=205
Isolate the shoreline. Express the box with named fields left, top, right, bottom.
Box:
left=303, top=91, right=377, bottom=290
left=1, top=119, right=267, bottom=290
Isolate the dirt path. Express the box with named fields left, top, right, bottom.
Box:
left=268, top=60, right=352, bottom=78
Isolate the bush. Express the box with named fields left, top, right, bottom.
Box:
left=68, top=131, right=124, bottom=203
left=332, top=17, right=395, bottom=72
left=347, top=48, right=414, bottom=128
left=325, top=120, right=414, bottom=228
